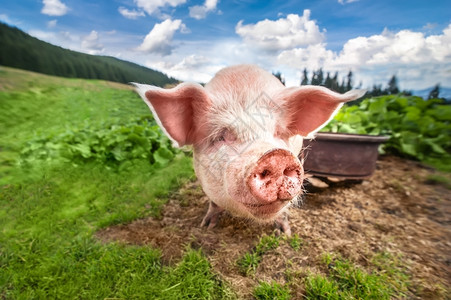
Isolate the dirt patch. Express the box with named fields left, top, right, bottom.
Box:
left=96, top=155, right=451, bottom=298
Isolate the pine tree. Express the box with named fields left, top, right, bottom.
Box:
left=331, top=72, right=339, bottom=92
left=301, top=68, right=309, bottom=85
left=317, top=68, right=324, bottom=86
left=340, top=78, right=346, bottom=93
left=428, top=84, right=440, bottom=99
left=371, top=84, right=383, bottom=96
left=346, top=71, right=353, bottom=92
left=311, top=70, right=318, bottom=85
left=387, top=75, right=400, bottom=95
left=324, top=72, right=332, bottom=90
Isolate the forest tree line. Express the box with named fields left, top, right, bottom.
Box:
left=0, top=22, right=177, bottom=87
left=273, top=68, right=444, bottom=100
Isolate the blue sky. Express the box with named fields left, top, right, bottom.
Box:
left=1, top=0, right=451, bottom=89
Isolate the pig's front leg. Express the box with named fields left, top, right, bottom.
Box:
left=275, top=212, right=291, bottom=236
left=201, top=201, right=225, bottom=229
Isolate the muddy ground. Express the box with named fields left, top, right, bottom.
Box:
left=97, top=156, right=451, bottom=299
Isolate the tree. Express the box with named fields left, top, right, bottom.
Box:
left=331, top=72, right=339, bottom=92
left=387, top=75, right=400, bottom=95
left=428, top=84, right=440, bottom=99
left=301, top=68, right=309, bottom=85
left=371, top=84, right=383, bottom=96
left=310, top=68, right=324, bottom=86
left=310, top=70, right=319, bottom=85
left=324, top=72, right=332, bottom=90
left=317, top=68, right=324, bottom=86
left=339, top=78, right=346, bottom=93
left=346, top=71, right=353, bottom=92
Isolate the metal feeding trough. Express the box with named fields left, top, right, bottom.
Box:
left=301, top=132, right=390, bottom=180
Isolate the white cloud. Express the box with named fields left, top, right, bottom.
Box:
left=276, top=24, right=451, bottom=89
left=136, top=19, right=186, bottom=56
left=47, top=19, right=57, bottom=28
left=235, top=10, right=325, bottom=53
left=189, top=0, right=219, bottom=20
left=0, top=14, right=23, bottom=27
left=338, top=0, right=360, bottom=4
left=148, top=55, right=225, bottom=83
left=423, top=23, right=437, bottom=31
left=41, top=0, right=68, bottom=16
left=118, top=7, right=145, bottom=19
left=332, top=25, right=451, bottom=67
left=134, top=20, right=451, bottom=90
left=134, top=0, right=186, bottom=16
left=277, top=44, right=335, bottom=71
left=28, top=29, right=57, bottom=41
left=81, top=30, right=104, bottom=55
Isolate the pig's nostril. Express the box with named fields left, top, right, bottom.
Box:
left=261, top=169, right=270, bottom=178
left=283, top=168, right=298, bottom=178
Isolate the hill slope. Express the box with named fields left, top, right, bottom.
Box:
left=0, top=22, right=177, bottom=86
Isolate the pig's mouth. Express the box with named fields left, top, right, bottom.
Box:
left=242, top=199, right=291, bottom=219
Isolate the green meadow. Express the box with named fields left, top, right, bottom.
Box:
left=0, top=66, right=233, bottom=299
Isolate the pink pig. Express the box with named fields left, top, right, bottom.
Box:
left=134, top=65, right=364, bottom=235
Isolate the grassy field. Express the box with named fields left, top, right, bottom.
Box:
left=0, top=66, right=234, bottom=299
left=1, top=66, right=440, bottom=299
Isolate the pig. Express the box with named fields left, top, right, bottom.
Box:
left=134, top=65, right=364, bottom=235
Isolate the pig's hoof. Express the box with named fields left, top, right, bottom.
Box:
left=200, top=201, right=224, bottom=229
left=274, top=213, right=291, bottom=236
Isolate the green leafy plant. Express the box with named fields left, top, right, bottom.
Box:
left=323, top=95, right=451, bottom=171
left=20, top=115, right=179, bottom=168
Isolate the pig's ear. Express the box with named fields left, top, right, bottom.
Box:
left=133, top=82, right=211, bottom=147
left=278, top=86, right=366, bottom=137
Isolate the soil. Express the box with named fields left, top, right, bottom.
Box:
left=96, top=155, right=451, bottom=299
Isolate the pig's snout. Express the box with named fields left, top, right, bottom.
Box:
left=247, top=149, right=303, bottom=203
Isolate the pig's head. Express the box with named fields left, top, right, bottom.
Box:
left=134, top=65, right=364, bottom=223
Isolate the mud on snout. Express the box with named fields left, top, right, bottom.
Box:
left=226, top=147, right=304, bottom=220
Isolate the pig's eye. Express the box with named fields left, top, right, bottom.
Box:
left=211, top=129, right=236, bottom=146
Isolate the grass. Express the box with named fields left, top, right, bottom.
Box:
left=237, top=234, right=280, bottom=275
left=253, top=281, right=291, bottom=300
left=288, top=233, right=304, bottom=251
left=304, top=252, right=410, bottom=299
left=0, top=67, right=234, bottom=299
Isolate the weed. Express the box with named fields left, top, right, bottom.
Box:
left=255, top=234, right=280, bottom=255
left=330, top=259, right=392, bottom=299
left=304, top=274, right=340, bottom=300
left=288, top=234, right=303, bottom=251
left=304, top=252, right=411, bottom=299
left=237, top=252, right=261, bottom=276
left=371, top=251, right=410, bottom=297
left=237, top=234, right=280, bottom=276
left=162, top=248, right=234, bottom=299
left=320, top=252, right=334, bottom=266
left=253, top=281, right=291, bottom=300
